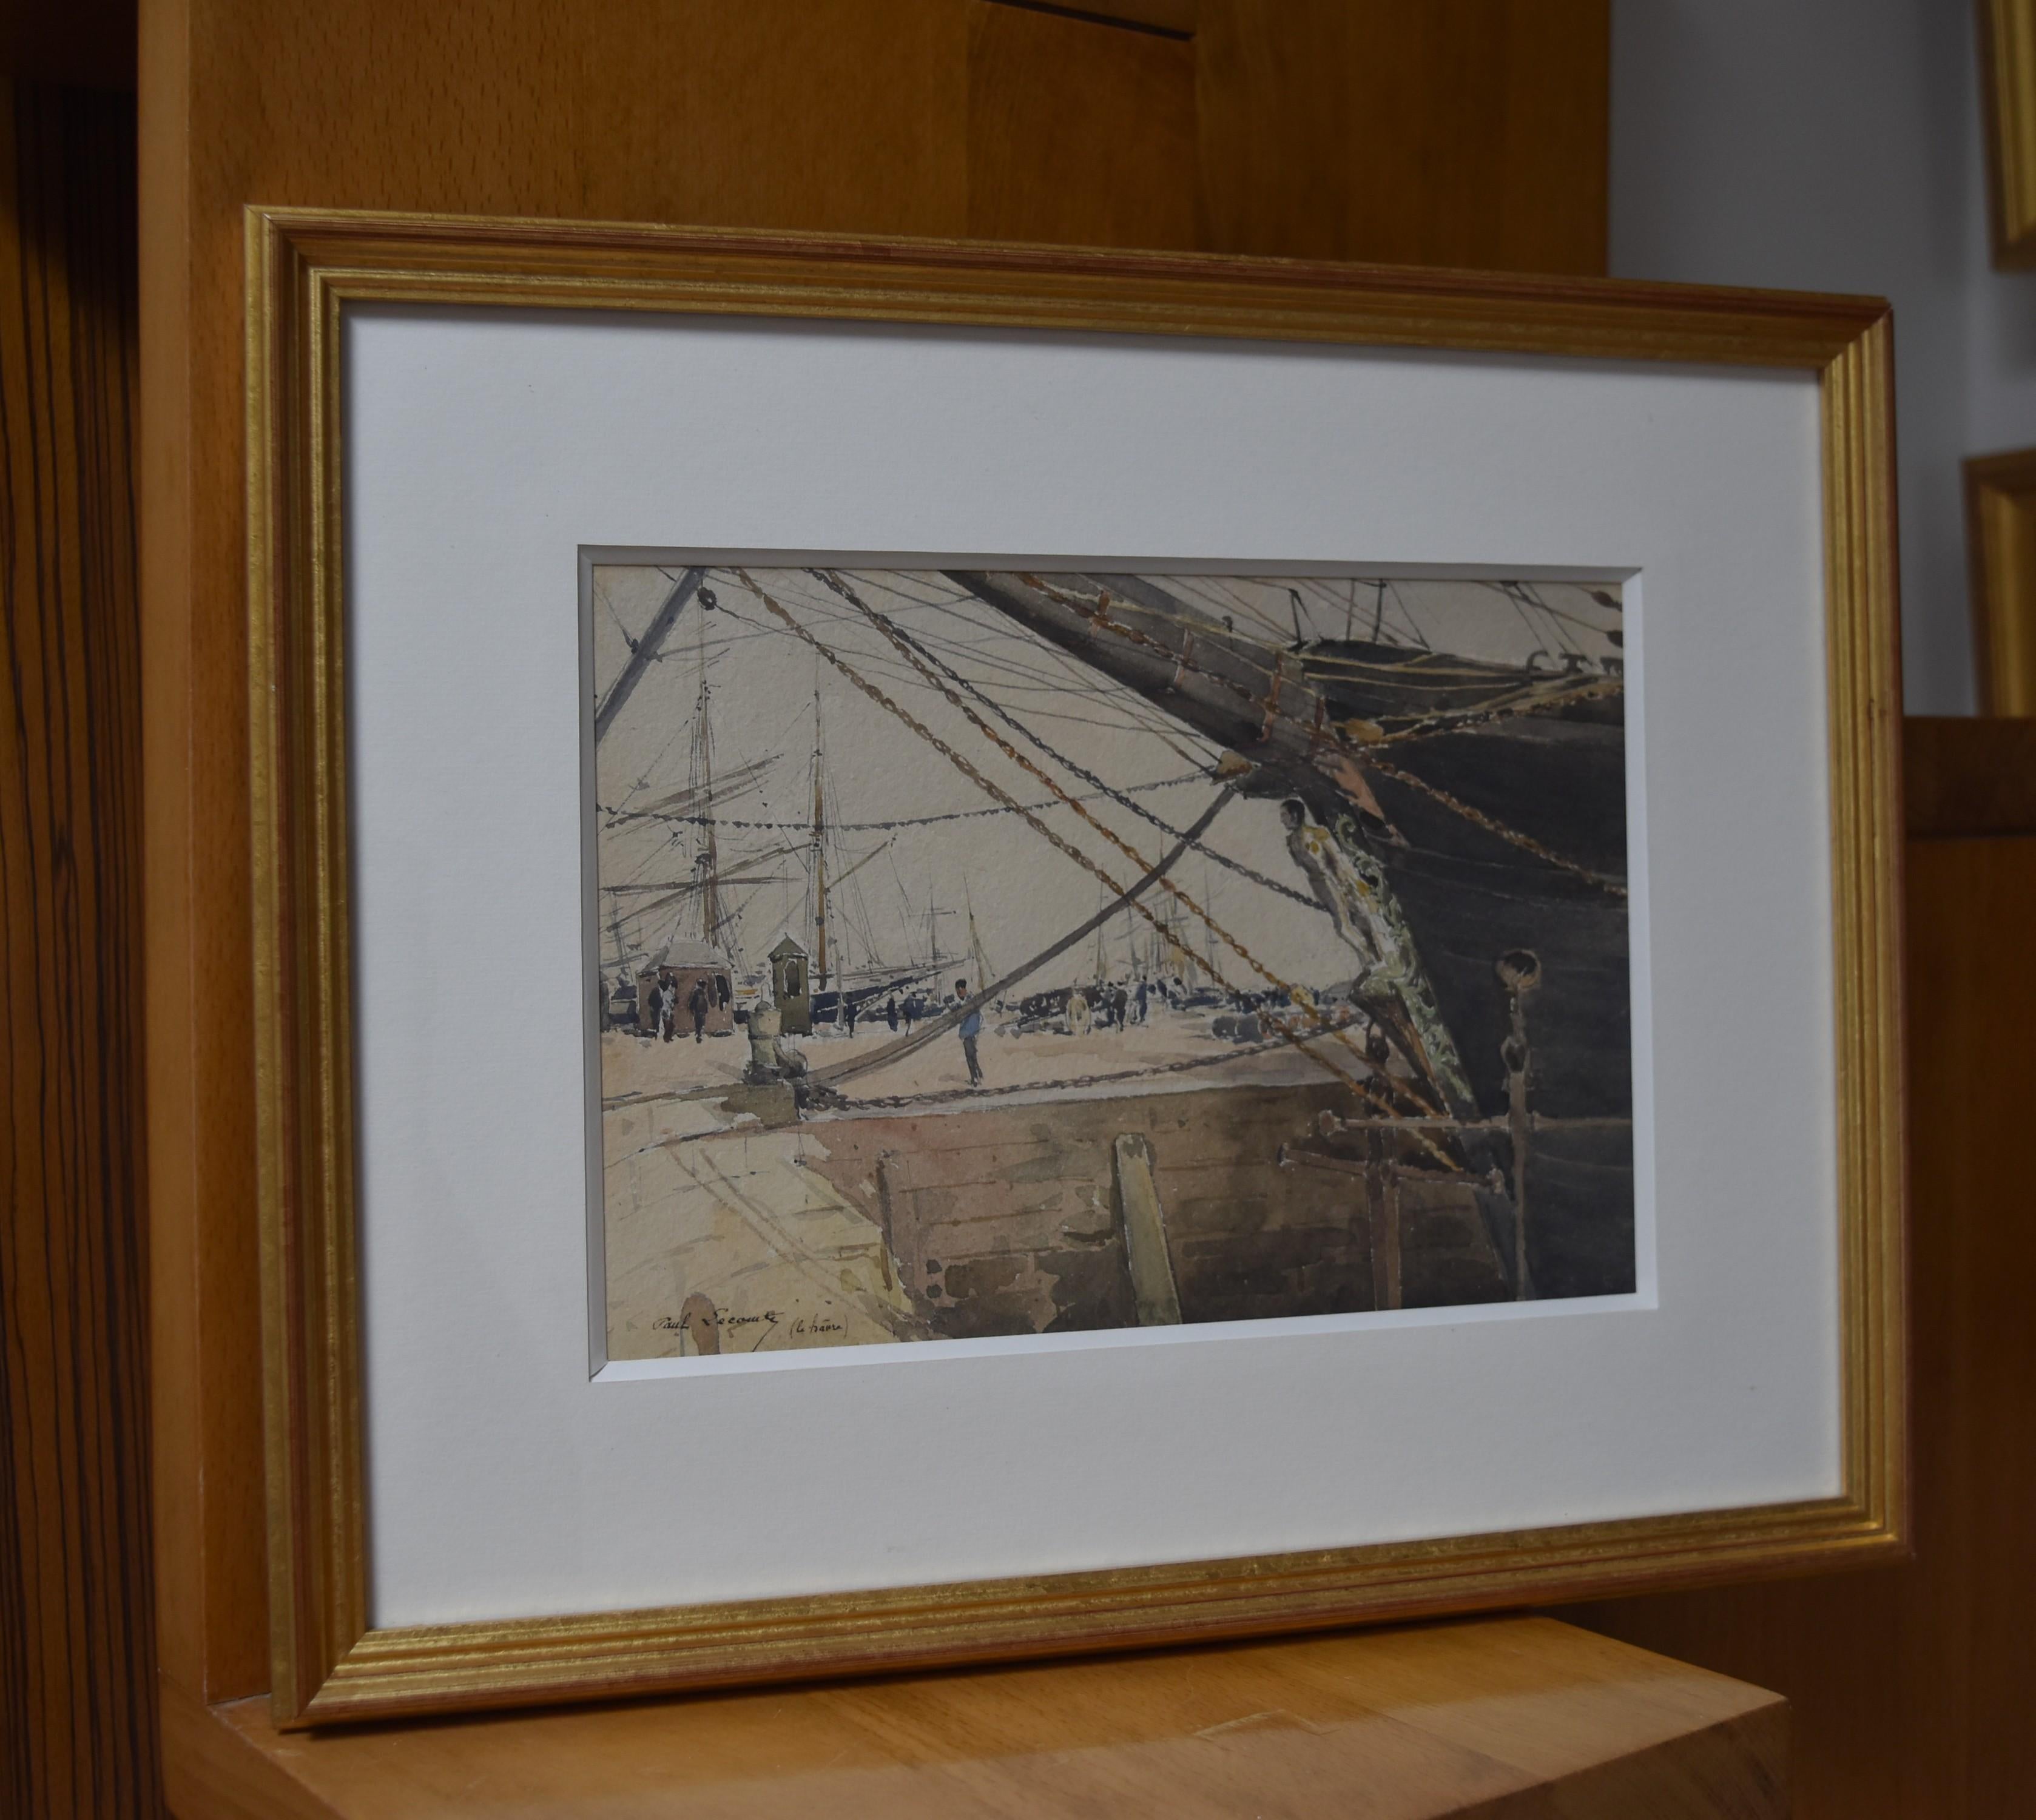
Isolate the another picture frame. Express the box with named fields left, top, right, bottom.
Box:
left=1981, top=0, right=2036, bottom=268
left=1966, top=445, right=2036, bottom=712
left=248, top=207, right=1906, bottom=1727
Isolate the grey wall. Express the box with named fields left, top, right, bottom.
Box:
left=1611, top=0, right=2036, bottom=713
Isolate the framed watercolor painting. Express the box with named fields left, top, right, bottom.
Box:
left=591, top=561, right=1631, bottom=1355
left=246, top=208, right=1906, bottom=1725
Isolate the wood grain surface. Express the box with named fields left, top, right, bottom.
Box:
left=1574, top=726, right=2036, bottom=1818
left=1198, top=1, right=1608, bottom=271
left=166, top=1617, right=1786, bottom=1820
left=1, top=78, right=161, bottom=1818
left=1904, top=715, right=2036, bottom=837
left=968, top=1, right=1204, bottom=249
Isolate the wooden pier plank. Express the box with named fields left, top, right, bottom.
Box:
left=1113, top=1133, right=1185, bottom=1324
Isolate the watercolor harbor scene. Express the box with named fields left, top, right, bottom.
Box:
left=592, top=565, right=1632, bottom=1359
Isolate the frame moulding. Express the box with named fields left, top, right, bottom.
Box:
left=244, top=207, right=1909, bottom=1726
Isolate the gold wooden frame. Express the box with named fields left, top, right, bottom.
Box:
left=249, top=206, right=1907, bottom=1728
left=1966, top=447, right=2036, bottom=712
left=1981, top=0, right=2036, bottom=268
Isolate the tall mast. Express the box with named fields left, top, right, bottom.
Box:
left=965, top=880, right=996, bottom=995
left=693, top=612, right=723, bottom=951
left=1197, top=854, right=1219, bottom=983
left=608, top=898, right=629, bottom=979
left=811, top=686, right=829, bottom=993
left=924, top=888, right=953, bottom=973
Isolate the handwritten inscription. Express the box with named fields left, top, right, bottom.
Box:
left=653, top=1306, right=845, bottom=1347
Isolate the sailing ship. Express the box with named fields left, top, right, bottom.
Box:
left=601, top=619, right=966, bottom=1033
left=598, top=599, right=775, bottom=1030
left=944, top=570, right=1634, bottom=1301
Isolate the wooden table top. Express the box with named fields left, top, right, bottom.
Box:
left=167, top=1616, right=1784, bottom=1819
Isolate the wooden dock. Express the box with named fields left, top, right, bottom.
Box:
left=607, top=1078, right=1515, bottom=1358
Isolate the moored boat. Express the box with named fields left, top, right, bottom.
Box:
left=946, top=570, right=1634, bottom=1299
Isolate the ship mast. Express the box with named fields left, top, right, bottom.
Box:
left=810, top=686, right=829, bottom=993
left=965, top=880, right=996, bottom=996
left=608, top=897, right=629, bottom=980
left=1202, top=860, right=1219, bottom=979
left=691, top=612, right=723, bottom=951
left=924, top=890, right=954, bottom=974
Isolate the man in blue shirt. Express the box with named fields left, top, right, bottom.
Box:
left=953, top=978, right=984, bottom=1088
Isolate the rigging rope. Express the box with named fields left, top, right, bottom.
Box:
left=1020, top=573, right=1626, bottom=895
left=837, top=1024, right=1370, bottom=1111
left=597, top=767, right=1206, bottom=833
left=1344, top=676, right=1625, bottom=748
left=812, top=570, right=1324, bottom=912
left=1026, top=573, right=1609, bottom=741
left=811, top=570, right=1452, bottom=1136
left=731, top=568, right=1448, bottom=1150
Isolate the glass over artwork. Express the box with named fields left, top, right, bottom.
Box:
left=592, top=565, right=1632, bottom=1358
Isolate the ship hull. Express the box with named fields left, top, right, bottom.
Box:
left=949, top=571, right=1635, bottom=1300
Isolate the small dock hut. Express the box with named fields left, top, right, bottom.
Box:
left=635, top=939, right=737, bottom=1038
left=769, top=934, right=812, bottom=1034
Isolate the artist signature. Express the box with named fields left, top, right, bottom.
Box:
left=652, top=1307, right=844, bottom=1347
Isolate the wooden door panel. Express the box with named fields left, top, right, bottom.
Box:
left=969, top=0, right=1203, bottom=249
left=1198, top=0, right=1608, bottom=271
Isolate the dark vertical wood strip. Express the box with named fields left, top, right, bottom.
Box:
left=1, top=78, right=161, bottom=1818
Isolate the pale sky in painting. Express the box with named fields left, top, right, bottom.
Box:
left=592, top=567, right=1621, bottom=997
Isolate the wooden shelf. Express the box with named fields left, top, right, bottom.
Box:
left=1904, top=715, right=2036, bottom=837
left=164, top=1616, right=1783, bottom=1819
